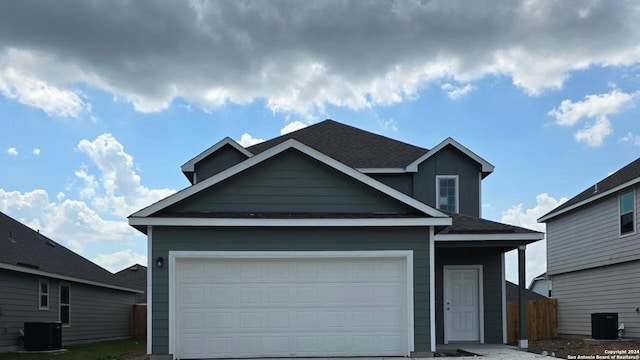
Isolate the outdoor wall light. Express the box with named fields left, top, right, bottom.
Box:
left=156, top=257, right=164, bottom=268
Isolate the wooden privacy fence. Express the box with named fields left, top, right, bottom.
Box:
left=132, top=304, right=147, bottom=340
left=507, top=298, right=558, bottom=343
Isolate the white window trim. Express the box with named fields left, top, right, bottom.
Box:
left=619, top=188, right=636, bottom=237
left=436, top=175, right=459, bottom=213
left=59, top=283, right=71, bottom=327
left=168, top=250, right=415, bottom=359
left=38, top=279, right=49, bottom=310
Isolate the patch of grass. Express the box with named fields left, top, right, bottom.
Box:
left=0, top=339, right=146, bottom=360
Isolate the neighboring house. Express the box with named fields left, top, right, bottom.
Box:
left=129, top=120, right=543, bottom=359
left=114, top=264, right=148, bottom=303
left=528, top=272, right=551, bottom=298
left=0, top=211, right=142, bottom=352
left=506, top=281, right=548, bottom=303
left=539, top=157, right=640, bottom=338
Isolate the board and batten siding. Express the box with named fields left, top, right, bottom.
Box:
left=163, top=149, right=416, bottom=215
left=150, top=226, right=431, bottom=355
left=0, top=269, right=136, bottom=351
left=552, top=260, right=640, bottom=338
left=434, top=247, right=504, bottom=344
left=547, top=185, right=640, bottom=275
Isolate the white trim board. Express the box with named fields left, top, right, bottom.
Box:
left=168, top=250, right=415, bottom=359
left=180, top=137, right=252, bottom=173
left=0, top=263, right=142, bottom=294
left=146, top=226, right=153, bottom=355
left=434, top=233, right=544, bottom=241
left=131, top=139, right=450, bottom=220
left=406, top=137, right=494, bottom=175
left=130, top=217, right=451, bottom=228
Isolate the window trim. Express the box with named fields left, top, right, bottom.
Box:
left=38, top=279, right=49, bottom=310
left=619, top=188, right=636, bottom=237
left=59, top=283, right=71, bottom=327
left=436, top=175, right=459, bottom=213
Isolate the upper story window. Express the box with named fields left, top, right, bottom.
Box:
left=39, top=279, right=49, bottom=310
left=620, top=189, right=635, bottom=236
left=436, top=175, right=458, bottom=212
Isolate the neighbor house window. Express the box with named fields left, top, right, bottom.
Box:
left=620, top=190, right=635, bottom=235
left=39, top=279, right=49, bottom=310
left=436, top=175, right=459, bottom=212
left=60, top=284, right=70, bottom=326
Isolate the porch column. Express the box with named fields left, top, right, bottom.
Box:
left=518, top=245, right=528, bottom=349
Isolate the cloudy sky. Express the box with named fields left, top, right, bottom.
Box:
left=1, top=0, right=639, bottom=283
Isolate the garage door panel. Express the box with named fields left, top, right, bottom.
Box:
left=175, top=256, right=409, bottom=359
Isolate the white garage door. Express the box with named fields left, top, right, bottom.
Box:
left=173, top=254, right=410, bottom=359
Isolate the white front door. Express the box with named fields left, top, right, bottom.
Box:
left=444, top=266, right=482, bottom=343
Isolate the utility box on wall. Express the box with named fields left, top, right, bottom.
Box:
left=23, top=322, right=62, bottom=351
left=591, top=313, right=618, bottom=340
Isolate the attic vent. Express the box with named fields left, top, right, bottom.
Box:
left=130, top=266, right=139, bottom=271
left=16, top=262, right=40, bottom=269
left=46, top=241, right=56, bottom=248
left=594, top=183, right=598, bottom=193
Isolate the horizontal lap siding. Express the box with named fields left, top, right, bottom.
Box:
left=552, top=260, right=640, bottom=338
left=151, top=226, right=431, bottom=355
left=163, top=150, right=415, bottom=215
left=547, top=185, right=640, bottom=275
left=0, top=271, right=59, bottom=351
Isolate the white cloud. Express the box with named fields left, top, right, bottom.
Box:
left=501, top=193, right=568, bottom=285
left=92, top=249, right=147, bottom=273
left=619, top=132, right=640, bottom=146
left=7, top=147, right=18, bottom=156
left=32, top=148, right=40, bottom=155
left=0, top=1, right=639, bottom=117
left=574, top=116, right=612, bottom=147
left=280, top=121, right=307, bottom=135
left=441, top=83, right=476, bottom=99
left=237, top=133, right=265, bottom=147
left=379, top=117, right=398, bottom=131
left=0, top=65, right=87, bottom=118
left=548, top=89, right=639, bottom=146
left=75, top=133, right=175, bottom=217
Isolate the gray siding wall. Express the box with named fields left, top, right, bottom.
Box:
left=193, top=144, right=248, bottom=183
left=434, top=247, right=504, bottom=344
left=413, top=146, right=481, bottom=217
left=0, top=269, right=135, bottom=352
left=552, top=260, right=640, bottom=338
left=151, top=226, right=431, bottom=355
left=547, top=185, right=640, bottom=275
left=164, top=149, right=416, bottom=215
left=370, top=173, right=413, bottom=196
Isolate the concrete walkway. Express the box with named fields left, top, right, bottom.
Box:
left=436, top=344, right=549, bottom=359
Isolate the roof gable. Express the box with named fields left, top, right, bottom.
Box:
left=406, top=137, right=494, bottom=177
left=130, top=139, right=450, bottom=223
left=181, top=137, right=252, bottom=183
left=0, top=211, right=138, bottom=292
left=539, top=157, right=640, bottom=222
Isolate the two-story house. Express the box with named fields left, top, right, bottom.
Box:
left=539, top=157, right=640, bottom=338
left=128, top=120, right=543, bottom=359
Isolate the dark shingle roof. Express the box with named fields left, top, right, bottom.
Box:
left=0, top=211, right=137, bottom=291
left=506, top=281, right=548, bottom=302
left=247, top=119, right=428, bottom=169
left=437, top=211, right=543, bottom=235
left=540, top=157, right=640, bottom=221
left=114, top=264, right=147, bottom=292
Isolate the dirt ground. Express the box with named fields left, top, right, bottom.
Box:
left=528, top=338, right=640, bottom=359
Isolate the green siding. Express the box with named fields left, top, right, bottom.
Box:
left=413, top=145, right=482, bottom=217
left=151, top=226, right=431, bottom=355
left=162, top=149, right=417, bottom=215
left=370, top=173, right=413, bottom=196
left=194, top=144, right=248, bottom=183
left=434, top=247, right=504, bottom=344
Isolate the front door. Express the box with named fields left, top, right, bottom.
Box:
left=444, top=266, right=481, bottom=343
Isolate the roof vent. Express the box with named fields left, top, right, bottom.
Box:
left=16, top=262, right=40, bottom=269
left=46, top=241, right=56, bottom=248
left=594, top=183, right=598, bottom=193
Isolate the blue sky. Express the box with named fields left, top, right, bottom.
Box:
left=1, top=1, right=639, bottom=284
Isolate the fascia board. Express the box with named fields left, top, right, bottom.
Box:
left=180, top=137, right=253, bottom=172
left=433, top=233, right=544, bottom=241
left=131, top=138, right=450, bottom=219
left=538, top=177, right=640, bottom=222
left=406, top=137, right=495, bottom=174
left=129, top=217, right=452, bottom=227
